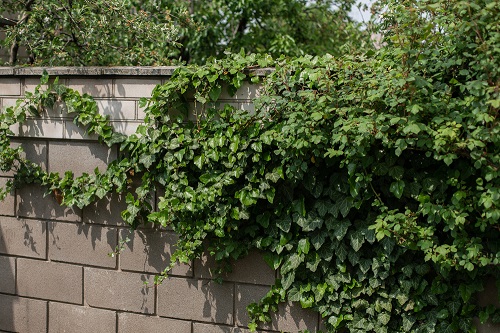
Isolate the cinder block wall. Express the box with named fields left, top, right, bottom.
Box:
left=0, top=67, right=320, bottom=333
left=1, top=68, right=498, bottom=333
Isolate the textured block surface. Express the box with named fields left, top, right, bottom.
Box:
left=193, top=323, right=272, bottom=333
left=4, top=139, right=48, bottom=177
left=194, top=250, right=275, bottom=285
left=24, top=78, right=51, bottom=93
left=0, top=216, right=46, bottom=258
left=0, top=177, right=15, bottom=216
left=16, top=184, right=81, bottom=222
left=0, top=294, right=47, bottom=332
left=48, top=221, right=117, bottom=267
left=0, top=78, right=21, bottom=95
left=0, top=255, right=16, bottom=293
left=84, top=267, right=155, bottom=313
left=157, top=276, right=234, bottom=324
left=119, top=228, right=192, bottom=276
left=110, top=120, right=142, bottom=136
left=97, top=99, right=136, bottom=120
left=17, top=259, right=83, bottom=304
left=118, top=312, right=192, bottom=332
left=64, top=121, right=100, bottom=140
left=66, top=78, right=113, bottom=97
left=48, top=141, right=116, bottom=176
left=236, top=284, right=318, bottom=332
left=20, top=119, right=65, bottom=138
left=48, top=302, right=116, bottom=333
left=82, top=193, right=127, bottom=225
left=114, top=78, right=160, bottom=98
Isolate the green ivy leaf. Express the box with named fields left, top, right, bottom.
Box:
left=332, top=220, right=351, bottom=241
left=298, top=238, right=310, bottom=255
left=311, top=232, right=326, bottom=250
left=281, top=271, right=296, bottom=290
left=350, top=230, right=365, bottom=252
left=448, top=300, right=461, bottom=316
left=297, top=215, right=323, bottom=232
left=139, top=153, right=155, bottom=168
left=338, top=196, right=354, bottom=217
left=378, top=312, right=391, bottom=325
left=402, top=315, right=416, bottom=331
left=276, top=215, right=292, bottom=233
left=389, top=180, right=405, bottom=199
left=403, top=123, right=421, bottom=135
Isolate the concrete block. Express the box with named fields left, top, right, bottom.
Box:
left=476, top=277, right=500, bottom=333
left=17, top=258, right=83, bottom=304
left=66, top=78, right=113, bottom=98
left=0, top=78, right=21, bottom=96
left=476, top=319, right=500, bottom=333
left=218, top=82, right=261, bottom=101
left=24, top=78, right=57, bottom=94
left=48, top=221, right=117, bottom=268
left=18, top=68, right=102, bottom=76
left=110, top=120, right=142, bottom=136
left=193, top=323, right=273, bottom=333
left=235, top=284, right=268, bottom=328
left=0, top=216, right=46, bottom=258
left=48, top=141, right=116, bottom=177
left=9, top=122, right=20, bottom=136
left=84, top=267, right=155, bottom=313
left=1, top=97, right=21, bottom=109
left=83, top=193, right=127, bottom=225
left=239, top=102, right=255, bottom=115
left=137, top=101, right=148, bottom=121
left=64, top=120, right=100, bottom=140
left=16, top=184, right=82, bottom=222
left=7, top=138, right=48, bottom=174
left=319, top=318, right=328, bottom=333
left=118, top=312, right=191, bottom=333
left=270, top=302, right=319, bottom=333
left=0, top=177, right=15, bottom=216
left=97, top=99, right=136, bottom=120
left=119, top=228, right=192, bottom=276
left=236, top=284, right=319, bottom=332
left=114, top=78, right=160, bottom=98
left=187, top=102, right=239, bottom=122
left=0, top=255, right=16, bottom=293
left=0, top=65, right=14, bottom=75
left=20, top=119, right=65, bottom=138
left=38, top=100, right=75, bottom=119
left=157, top=276, right=234, bottom=324
left=0, top=294, right=47, bottom=332
left=102, top=67, right=176, bottom=76
left=49, top=302, right=116, bottom=333
left=1, top=138, right=47, bottom=177
left=194, top=250, right=275, bottom=285
left=478, top=277, right=500, bottom=307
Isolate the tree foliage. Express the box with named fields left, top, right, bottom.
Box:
left=0, top=0, right=369, bottom=66
left=1, top=0, right=499, bottom=332
left=0, top=0, right=182, bottom=65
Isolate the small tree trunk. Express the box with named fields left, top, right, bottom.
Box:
left=9, top=42, right=18, bottom=65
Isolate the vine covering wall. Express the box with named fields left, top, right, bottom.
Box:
left=0, top=66, right=322, bottom=333
left=1, top=1, right=500, bottom=328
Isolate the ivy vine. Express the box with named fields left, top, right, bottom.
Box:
left=1, top=2, right=500, bottom=330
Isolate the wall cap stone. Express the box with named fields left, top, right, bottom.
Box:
left=0, top=66, right=274, bottom=77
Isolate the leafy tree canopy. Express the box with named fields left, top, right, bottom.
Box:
left=0, top=0, right=370, bottom=66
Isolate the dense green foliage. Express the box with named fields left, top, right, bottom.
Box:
left=1, top=0, right=499, bottom=332
left=0, top=0, right=181, bottom=65
left=0, top=0, right=368, bottom=65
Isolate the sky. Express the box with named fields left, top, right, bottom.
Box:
left=349, top=0, right=374, bottom=22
